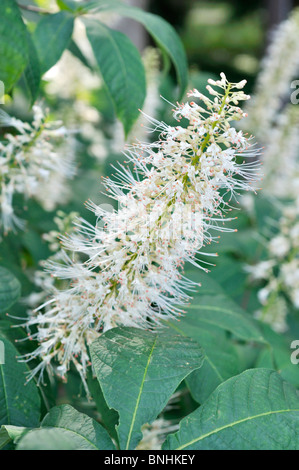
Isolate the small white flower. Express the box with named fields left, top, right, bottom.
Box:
left=246, top=260, right=275, bottom=280
left=258, top=287, right=271, bottom=305
left=136, top=418, right=178, bottom=450
left=254, top=296, right=288, bottom=333
left=269, top=235, right=290, bottom=258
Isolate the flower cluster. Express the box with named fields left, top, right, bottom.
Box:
left=245, top=7, right=299, bottom=139
left=246, top=202, right=299, bottom=332
left=136, top=418, right=178, bottom=450
left=21, top=74, right=261, bottom=384
left=0, top=106, right=75, bottom=233
left=25, top=211, right=79, bottom=311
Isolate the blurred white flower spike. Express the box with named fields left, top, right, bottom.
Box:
left=21, top=75, right=261, bottom=387
left=245, top=8, right=299, bottom=139
left=247, top=200, right=299, bottom=333
left=0, top=81, right=4, bottom=105
left=0, top=106, right=75, bottom=233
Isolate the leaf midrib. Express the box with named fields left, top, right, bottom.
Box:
left=176, top=409, right=299, bottom=450
left=125, top=335, right=158, bottom=450
left=93, top=5, right=185, bottom=90
left=37, top=13, right=73, bottom=70
left=90, top=21, right=129, bottom=105
left=0, top=363, right=9, bottom=424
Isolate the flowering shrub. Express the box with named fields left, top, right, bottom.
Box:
left=21, top=74, right=260, bottom=385
left=1, top=0, right=299, bottom=453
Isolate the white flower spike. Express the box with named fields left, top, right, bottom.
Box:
left=21, top=75, right=261, bottom=386
left=0, top=106, right=75, bottom=233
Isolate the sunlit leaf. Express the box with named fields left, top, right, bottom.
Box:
left=91, top=327, right=204, bottom=450
left=163, top=369, right=299, bottom=450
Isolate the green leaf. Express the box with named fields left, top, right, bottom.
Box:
left=163, top=369, right=299, bottom=450
left=56, top=0, right=79, bottom=12
left=33, top=11, right=74, bottom=75
left=258, top=324, right=299, bottom=388
left=90, top=327, right=204, bottom=450
left=81, top=1, right=188, bottom=97
left=0, top=335, right=40, bottom=427
left=57, top=0, right=92, bottom=13
left=0, top=0, right=28, bottom=91
left=256, top=346, right=275, bottom=369
left=16, top=405, right=115, bottom=450
left=74, top=0, right=124, bottom=9
left=87, top=372, right=119, bottom=443
left=166, top=271, right=265, bottom=402
left=109, top=5, right=188, bottom=98
left=208, top=255, right=248, bottom=303
left=17, top=428, right=79, bottom=450
left=176, top=270, right=265, bottom=343
left=0, top=267, right=21, bottom=314
left=24, top=31, right=41, bottom=105
left=186, top=328, right=240, bottom=403
left=168, top=317, right=241, bottom=403
left=85, top=19, right=146, bottom=136
left=0, top=425, right=27, bottom=450
left=68, top=39, right=93, bottom=70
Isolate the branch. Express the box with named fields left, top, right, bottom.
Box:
left=17, top=3, right=51, bottom=14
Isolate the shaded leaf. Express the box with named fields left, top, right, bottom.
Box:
left=0, top=335, right=40, bottom=427
left=169, top=318, right=241, bottom=403
left=16, top=404, right=115, bottom=450
left=258, top=324, right=299, bottom=388
left=0, top=425, right=27, bottom=450
left=166, top=270, right=265, bottom=402
left=17, top=428, right=79, bottom=450
left=186, top=328, right=240, bottom=403
left=87, top=372, right=119, bottom=443
left=176, top=270, right=265, bottom=343
left=0, top=267, right=21, bottom=314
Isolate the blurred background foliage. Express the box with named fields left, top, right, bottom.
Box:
left=151, top=0, right=299, bottom=88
